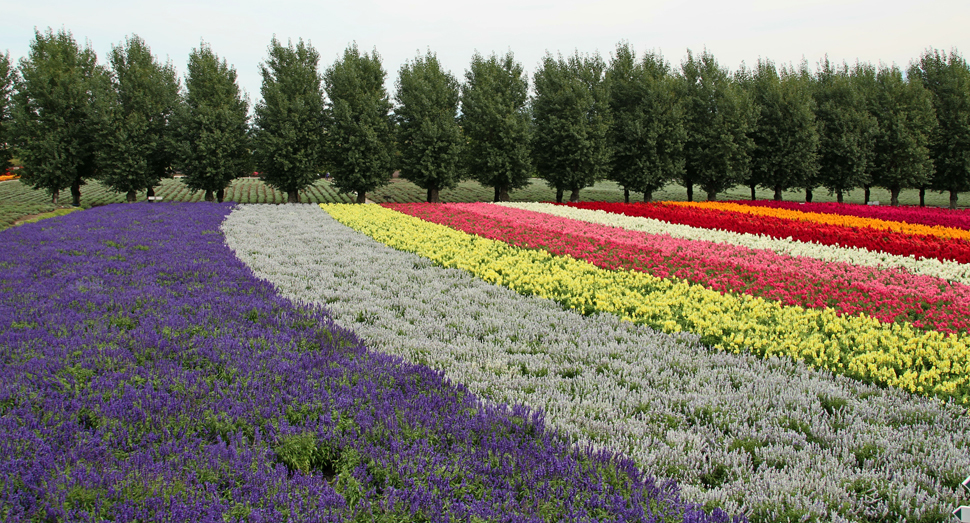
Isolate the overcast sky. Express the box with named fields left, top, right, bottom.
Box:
left=4, top=0, right=968, bottom=105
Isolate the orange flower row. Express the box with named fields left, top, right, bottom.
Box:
left=0, top=174, right=19, bottom=182
left=667, top=201, right=970, bottom=242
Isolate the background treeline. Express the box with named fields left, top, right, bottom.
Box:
left=2, top=29, right=969, bottom=208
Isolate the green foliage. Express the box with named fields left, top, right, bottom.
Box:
left=460, top=51, right=532, bottom=201
left=98, top=34, right=182, bottom=202
left=746, top=59, right=819, bottom=200
left=394, top=51, right=464, bottom=203
left=9, top=28, right=105, bottom=206
left=813, top=57, right=877, bottom=202
left=532, top=51, right=611, bottom=203
left=324, top=43, right=394, bottom=204
left=871, top=64, right=937, bottom=206
left=605, top=42, right=684, bottom=202
left=176, top=41, right=252, bottom=202
left=679, top=49, right=755, bottom=201
left=253, top=37, right=326, bottom=203
left=0, top=52, right=13, bottom=169
left=912, top=48, right=970, bottom=208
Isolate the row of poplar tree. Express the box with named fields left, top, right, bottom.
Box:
left=1, top=29, right=969, bottom=208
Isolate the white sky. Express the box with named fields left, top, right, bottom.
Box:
left=3, top=0, right=968, bottom=106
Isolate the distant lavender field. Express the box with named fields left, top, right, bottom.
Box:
left=224, top=203, right=969, bottom=523
left=0, top=202, right=731, bottom=522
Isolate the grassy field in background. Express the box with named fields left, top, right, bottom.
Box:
left=1, top=176, right=967, bottom=230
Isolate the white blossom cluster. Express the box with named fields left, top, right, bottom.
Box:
left=497, top=201, right=970, bottom=285
left=223, top=204, right=970, bottom=523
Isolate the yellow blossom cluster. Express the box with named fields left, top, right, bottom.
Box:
left=321, top=203, right=970, bottom=403
left=668, top=200, right=970, bottom=242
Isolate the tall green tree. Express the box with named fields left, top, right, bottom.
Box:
left=913, top=48, right=970, bottom=209
left=9, top=28, right=105, bottom=206
left=813, top=58, right=876, bottom=203
left=532, top=51, right=610, bottom=203
left=253, top=37, right=326, bottom=204
left=324, top=43, right=394, bottom=204
left=0, top=52, right=14, bottom=171
left=98, top=35, right=181, bottom=202
left=176, top=41, right=252, bottom=202
left=870, top=64, right=937, bottom=206
left=680, top=49, right=755, bottom=201
left=605, top=43, right=684, bottom=203
left=460, top=51, right=532, bottom=202
left=394, top=50, right=463, bottom=203
left=747, top=59, right=819, bottom=201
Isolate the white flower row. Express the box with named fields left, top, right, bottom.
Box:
left=223, top=204, right=969, bottom=523
left=496, top=201, right=970, bottom=285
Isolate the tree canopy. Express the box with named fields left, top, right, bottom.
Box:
left=680, top=49, right=755, bottom=201
left=324, top=43, right=394, bottom=204
left=176, top=41, right=252, bottom=202
left=9, top=28, right=104, bottom=206
left=253, top=37, right=326, bottom=203
left=532, top=51, right=611, bottom=203
left=605, top=43, right=684, bottom=203
left=98, top=34, right=181, bottom=202
left=460, top=52, right=532, bottom=202
left=394, top=51, right=464, bottom=203
left=912, top=48, right=970, bottom=208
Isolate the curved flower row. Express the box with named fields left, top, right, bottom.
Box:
left=724, top=199, right=970, bottom=229
left=499, top=201, right=970, bottom=285
left=387, top=202, right=970, bottom=334
left=669, top=200, right=970, bottom=241
left=565, top=201, right=970, bottom=263
left=321, top=203, right=970, bottom=403
left=228, top=204, right=967, bottom=523
left=0, top=203, right=716, bottom=522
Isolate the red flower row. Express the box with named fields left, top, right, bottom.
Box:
left=563, top=201, right=970, bottom=264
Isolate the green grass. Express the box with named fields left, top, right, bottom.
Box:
left=1, top=176, right=968, bottom=231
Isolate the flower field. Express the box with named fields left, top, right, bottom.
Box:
left=5, top=199, right=970, bottom=523
left=0, top=203, right=731, bottom=522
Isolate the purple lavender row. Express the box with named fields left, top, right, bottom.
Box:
left=0, top=202, right=737, bottom=522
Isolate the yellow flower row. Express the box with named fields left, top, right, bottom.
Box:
left=667, top=200, right=970, bottom=242
left=320, top=203, right=970, bottom=404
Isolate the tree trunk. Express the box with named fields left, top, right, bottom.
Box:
left=686, top=184, right=694, bottom=202
left=864, top=186, right=871, bottom=204
left=216, top=188, right=225, bottom=203
left=355, top=191, right=365, bottom=204
left=288, top=190, right=301, bottom=203
left=624, top=188, right=630, bottom=204
left=71, top=178, right=81, bottom=207
left=643, top=188, right=653, bottom=203
left=569, top=188, right=580, bottom=202
left=836, top=189, right=844, bottom=204
left=555, top=187, right=564, bottom=203
left=204, top=190, right=215, bottom=202
left=126, top=190, right=137, bottom=203
left=805, top=188, right=813, bottom=203
left=951, top=189, right=959, bottom=210
left=498, top=185, right=510, bottom=202
left=51, top=191, right=59, bottom=206
left=750, top=184, right=757, bottom=201
left=706, top=189, right=717, bottom=201
left=919, top=187, right=926, bottom=207
left=494, top=185, right=500, bottom=203
left=427, top=188, right=440, bottom=203
left=147, top=186, right=155, bottom=202
left=773, top=186, right=783, bottom=201
left=890, top=187, right=900, bottom=207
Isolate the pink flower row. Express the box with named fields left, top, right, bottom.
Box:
left=386, top=202, right=970, bottom=334
left=726, top=200, right=970, bottom=230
